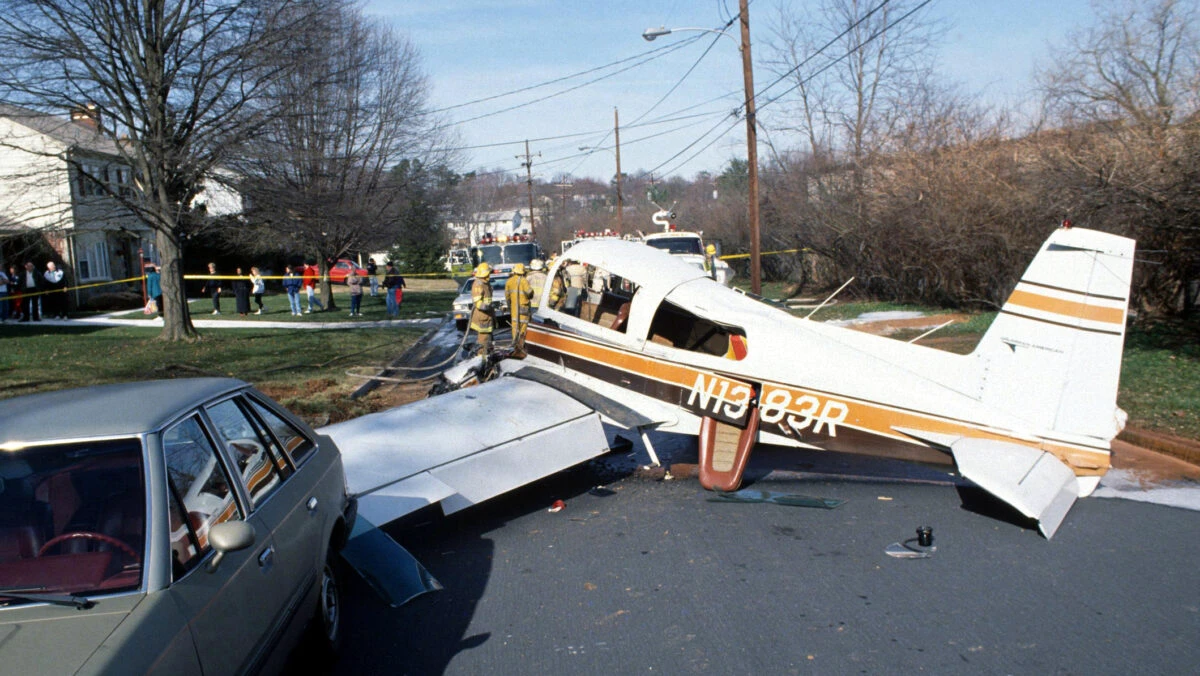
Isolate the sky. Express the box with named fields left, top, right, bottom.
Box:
left=364, top=0, right=1099, bottom=183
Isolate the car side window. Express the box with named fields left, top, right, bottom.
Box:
left=247, top=397, right=316, bottom=466
left=206, top=398, right=289, bottom=508
left=163, top=416, right=242, bottom=579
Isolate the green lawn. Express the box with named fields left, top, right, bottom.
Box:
left=0, top=325, right=427, bottom=425
left=1118, top=322, right=1200, bottom=439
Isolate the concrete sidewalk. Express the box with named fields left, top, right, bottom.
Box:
left=7, top=310, right=442, bottom=330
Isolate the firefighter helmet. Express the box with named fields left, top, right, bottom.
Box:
left=513, top=263, right=526, bottom=275
left=474, top=263, right=491, bottom=278
left=530, top=258, right=545, bottom=271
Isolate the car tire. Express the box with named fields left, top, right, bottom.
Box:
left=308, top=552, right=343, bottom=655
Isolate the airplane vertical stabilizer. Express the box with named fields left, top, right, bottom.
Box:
left=972, top=227, right=1135, bottom=442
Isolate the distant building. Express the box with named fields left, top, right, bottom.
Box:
left=445, top=207, right=541, bottom=246
left=0, top=103, right=240, bottom=304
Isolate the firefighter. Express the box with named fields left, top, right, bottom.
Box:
left=527, top=258, right=548, bottom=309
left=469, top=263, right=495, bottom=358
left=704, top=244, right=718, bottom=280
left=549, top=268, right=566, bottom=310
left=505, top=263, right=533, bottom=357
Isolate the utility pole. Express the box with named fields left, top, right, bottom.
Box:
left=517, top=140, right=540, bottom=239
left=614, top=107, right=623, bottom=233
left=739, top=0, right=762, bottom=295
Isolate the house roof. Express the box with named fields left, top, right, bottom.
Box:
left=0, top=102, right=123, bottom=156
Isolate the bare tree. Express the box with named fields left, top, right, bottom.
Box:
left=1037, top=0, right=1200, bottom=315
left=1038, top=0, right=1198, bottom=134
left=231, top=1, right=437, bottom=307
left=0, top=0, right=316, bottom=340
left=766, top=0, right=945, bottom=182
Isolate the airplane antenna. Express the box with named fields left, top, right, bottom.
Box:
left=907, top=319, right=956, bottom=344
left=804, top=277, right=854, bottom=320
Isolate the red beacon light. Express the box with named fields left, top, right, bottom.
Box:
left=1061, top=219, right=1073, bottom=229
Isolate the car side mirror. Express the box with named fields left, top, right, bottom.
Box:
left=206, top=520, right=256, bottom=573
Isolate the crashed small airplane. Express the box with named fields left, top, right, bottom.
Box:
left=327, top=224, right=1134, bottom=542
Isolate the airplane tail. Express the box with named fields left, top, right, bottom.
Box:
left=948, top=226, right=1135, bottom=538
left=971, top=226, right=1135, bottom=442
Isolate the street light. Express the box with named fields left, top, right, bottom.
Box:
left=641, top=0, right=762, bottom=294
left=642, top=26, right=738, bottom=45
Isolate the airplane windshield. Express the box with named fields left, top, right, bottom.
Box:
left=645, top=237, right=703, bottom=255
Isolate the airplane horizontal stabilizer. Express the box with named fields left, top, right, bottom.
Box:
left=322, top=378, right=612, bottom=525
left=950, top=438, right=1079, bottom=538
left=341, top=516, right=443, bottom=608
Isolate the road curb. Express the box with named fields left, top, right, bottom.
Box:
left=1118, top=426, right=1200, bottom=467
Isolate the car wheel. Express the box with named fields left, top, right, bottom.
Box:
left=310, top=554, right=343, bottom=653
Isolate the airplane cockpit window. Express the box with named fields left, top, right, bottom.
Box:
left=551, top=260, right=637, bottom=333
left=647, top=300, right=748, bottom=360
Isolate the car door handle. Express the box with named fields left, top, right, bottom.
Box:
left=258, top=546, right=275, bottom=571
left=307, top=496, right=319, bottom=512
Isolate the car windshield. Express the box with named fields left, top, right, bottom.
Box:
left=645, top=237, right=703, bottom=255
left=460, top=278, right=509, bottom=294
left=0, top=439, right=145, bottom=605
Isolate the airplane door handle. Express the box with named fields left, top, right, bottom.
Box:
left=307, top=496, right=319, bottom=512
left=258, top=546, right=275, bottom=571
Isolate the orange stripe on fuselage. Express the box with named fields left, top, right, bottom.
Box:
left=1006, top=289, right=1124, bottom=326
left=528, top=326, right=752, bottom=402
left=528, top=324, right=1111, bottom=475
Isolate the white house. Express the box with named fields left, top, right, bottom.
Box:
left=445, top=207, right=541, bottom=246
left=0, top=103, right=156, bottom=303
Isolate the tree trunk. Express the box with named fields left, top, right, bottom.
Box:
left=156, top=230, right=200, bottom=341
left=320, top=259, right=338, bottom=309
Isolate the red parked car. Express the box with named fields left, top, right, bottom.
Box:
left=328, top=259, right=369, bottom=284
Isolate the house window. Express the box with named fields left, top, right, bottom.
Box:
left=76, top=163, right=107, bottom=197
left=139, top=236, right=158, bottom=266
left=112, top=166, right=136, bottom=198
left=77, top=235, right=111, bottom=281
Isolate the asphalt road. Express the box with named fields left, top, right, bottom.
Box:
left=322, top=439, right=1200, bottom=675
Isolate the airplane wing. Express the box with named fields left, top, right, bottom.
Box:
left=321, top=377, right=613, bottom=527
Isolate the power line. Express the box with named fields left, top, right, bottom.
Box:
left=426, top=39, right=698, bottom=114
left=429, top=34, right=704, bottom=132
left=646, top=0, right=934, bottom=178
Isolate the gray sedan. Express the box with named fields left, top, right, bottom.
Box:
left=0, top=378, right=356, bottom=674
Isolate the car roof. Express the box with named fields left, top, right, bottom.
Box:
left=0, top=378, right=249, bottom=445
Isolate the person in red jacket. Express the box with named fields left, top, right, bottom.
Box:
left=302, top=261, right=324, bottom=313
